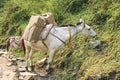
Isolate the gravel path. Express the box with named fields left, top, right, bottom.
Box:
left=0, top=54, right=16, bottom=80
left=0, top=50, right=56, bottom=80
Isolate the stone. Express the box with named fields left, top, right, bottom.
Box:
left=12, top=66, right=18, bottom=72
left=89, top=40, right=101, bottom=49
left=11, top=58, right=17, bottom=61
left=0, top=70, right=3, bottom=78
left=2, top=70, right=16, bottom=80
left=7, top=62, right=13, bottom=66
left=72, top=71, right=77, bottom=77
left=17, top=58, right=25, bottom=62
left=37, top=57, right=47, bottom=64
left=20, top=72, right=37, bottom=76
left=0, top=52, right=3, bottom=56
left=19, top=75, right=24, bottom=80
left=18, top=67, right=26, bottom=72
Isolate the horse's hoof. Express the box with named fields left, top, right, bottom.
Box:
left=25, top=65, right=35, bottom=72
left=25, top=66, right=29, bottom=71
left=46, top=68, right=53, bottom=74
left=30, top=65, right=35, bottom=72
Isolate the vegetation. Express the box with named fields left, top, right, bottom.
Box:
left=0, top=0, right=120, bottom=80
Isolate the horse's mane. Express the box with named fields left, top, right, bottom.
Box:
left=76, top=22, right=82, bottom=25
left=60, top=24, right=75, bottom=27
left=60, top=22, right=83, bottom=27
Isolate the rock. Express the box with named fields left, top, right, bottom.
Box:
left=24, top=75, right=34, bottom=80
left=20, top=72, right=38, bottom=76
left=0, top=52, right=3, bottom=56
left=89, top=40, right=101, bottom=49
left=88, top=74, right=101, bottom=80
left=37, top=57, right=47, bottom=68
left=12, top=66, right=18, bottom=72
left=11, top=58, right=17, bottom=61
left=7, top=62, right=13, bottom=66
left=12, top=61, right=17, bottom=66
left=13, top=73, right=19, bottom=80
left=0, top=70, right=3, bottom=78
left=2, top=70, right=16, bottom=80
left=108, top=70, right=116, bottom=80
left=37, top=57, right=47, bottom=64
left=1, top=53, right=7, bottom=57
left=19, top=75, right=24, bottom=80
left=72, top=71, right=77, bottom=77
left=18, top=67, right=26, bottom=72
left=23, top=75, right=41, bottom=80
left=17, top=58, right=25, bottom=62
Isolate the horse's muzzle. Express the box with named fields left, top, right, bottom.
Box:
left=92, top=35, right=97, bottom=39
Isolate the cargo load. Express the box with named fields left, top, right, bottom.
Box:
left=41, top=12, right=57, bottom=26
left=23, top=16, right=46, bottom=42
left=23, top=13, right=57, bottom=42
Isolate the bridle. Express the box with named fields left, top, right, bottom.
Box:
left=10, top=37, right=20, bottom=46
left=46, top=23, right=84, bottom=48
left=41, top=22, right=90, bottom=49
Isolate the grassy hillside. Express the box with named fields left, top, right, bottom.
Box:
left=0, top=0, right=120, bottom=80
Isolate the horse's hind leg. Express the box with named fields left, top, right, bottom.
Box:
left=29, top=49, right=35, bottom=71
left=25, top=45, right=30, bottom=71
left=46, top=50, right=55, bottom=73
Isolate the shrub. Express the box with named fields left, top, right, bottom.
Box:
left=66, top=0, right=88, bottom=13
left=10, top=9, right=30, bottom=24
left=93, top=12, right=111, bottom=25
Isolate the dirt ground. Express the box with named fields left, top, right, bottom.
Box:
left=0, top=52, right=16, bottom=80
left=0, top=50, right=56, bottom=80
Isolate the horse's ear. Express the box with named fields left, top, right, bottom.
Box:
left=79, top=17, right=83, bottom=23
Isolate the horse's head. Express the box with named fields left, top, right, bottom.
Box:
left=15, top=36, right=21, bottom=43
left=76, top=18, right=97, bottom=38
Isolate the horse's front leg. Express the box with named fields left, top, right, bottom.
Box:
left=46, top=50, right=55, bottom=73
left=7, top=46, right=12, bottom=59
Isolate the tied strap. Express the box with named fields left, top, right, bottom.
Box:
left=68, top=26, right=72, bottom=49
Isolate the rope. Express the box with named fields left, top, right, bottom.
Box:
left=68, top=26, right=72, bottom=49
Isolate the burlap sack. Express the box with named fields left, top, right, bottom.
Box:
left=23, top=13, right=57, bottom=42
left=41, top=24, right=53, bottom=40
left=23, top=16, right=46, bottom=42
left=41, top=12, right=57, bottom=26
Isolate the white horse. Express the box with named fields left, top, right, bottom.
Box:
left=6, top=36, right=22, bottom=58
left=23, top=18, right=97, bottom=72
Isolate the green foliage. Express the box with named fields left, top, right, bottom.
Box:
left=66, top=0, right=88, bottom=13
left=13, top=50, right=24, bottom=58
left=93, top=11, right=111, bottom=25
left=0, top=0, right=8, bottom=8
left=10, top=8, right=30, bottom=24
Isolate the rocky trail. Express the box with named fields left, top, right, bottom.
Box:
left=0, top=49, right=56, bottom=80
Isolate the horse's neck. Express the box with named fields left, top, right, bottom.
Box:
left=70, top=25, right=83, bottom=36
left=52, top=25, right=82, bottom=41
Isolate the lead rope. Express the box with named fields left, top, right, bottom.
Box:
left=68, top=26, right=72, bottom=49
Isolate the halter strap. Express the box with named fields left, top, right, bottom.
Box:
left=49, top=26, right=72, bottom=48
left=41, top=25, right=54, bottom=49
left=11, top=37, right=20, bottom=46
left=49, top=32, right=66, bottom=44
left=14, top=39, right=20, bottom=46
left=68, top=26, right=72, bottom=48
left=42, top=25, right=72, bottom=48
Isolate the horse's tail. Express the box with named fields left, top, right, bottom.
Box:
left=21, top=38, right=26, bottom=57
left=6, top=38, right=10, bottom=51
